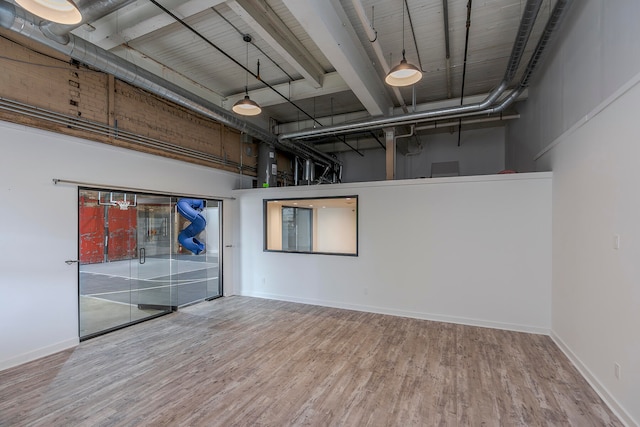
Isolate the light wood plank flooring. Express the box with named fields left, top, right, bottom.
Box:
left=0, top=296, right=622, bottom=426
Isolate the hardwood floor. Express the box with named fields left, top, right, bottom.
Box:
left=0, top=297, right=622, bottom=426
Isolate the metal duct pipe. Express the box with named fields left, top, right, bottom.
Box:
left=303, top=159, right=315, bottom=184
left=414, top=113, right=520, bottom=132
left=293, top=156, right=300, bottom=186
left=518, top=0, right=572, bottom=89
left=0, top=0, right=340, bottom=169
left=279, top=0, right=544, bottom=141
left=281, top=138, right=340, bottom=168
left=257, top=143, right=277, bottom=188
left=40, top=0, right=137, bottom=44
left=480, top=0, right=574, bottom=115
left=396, top=0, right=574, bottom=130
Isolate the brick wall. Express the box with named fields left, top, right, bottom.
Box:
left=0, top=29, right=289, bottom=176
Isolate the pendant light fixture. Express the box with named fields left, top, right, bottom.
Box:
left=15, top=0, right=82, bottom=25
left=385, top=1, right=422, bottom=87
left=233, top=35, right=262, bottom=116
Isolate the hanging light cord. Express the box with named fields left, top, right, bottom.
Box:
left=244, top=40, right=249, bottom=95
left=401, top=0, right=406, bottom=59
left=404, top=0, right=427, bottom=72
left=148, top=0, right=322, bottom=128
left=211, top=6, right=294, bottom=82
left=460, top=0, right=472, bottom=105
left=368, top=6, right=378, bottom=43
left=458, top=0, right=473, bottom=146
left=150, top=0, right=371, bottom=156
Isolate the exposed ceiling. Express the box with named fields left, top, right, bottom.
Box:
left=61, top=0, right=556, bottom=149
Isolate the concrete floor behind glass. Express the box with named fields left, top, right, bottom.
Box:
left=79, top=255, right=219, bottom=337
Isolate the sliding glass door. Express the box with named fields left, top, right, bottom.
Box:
left=204, top=201, right=222, bottom=299
left=79, top=190, right=172, bottom=338
left=79, top=189, right=222, bottom=339
left=134, top=195, right=174, bottom=311
left=172, top=199, right=222, bottom=306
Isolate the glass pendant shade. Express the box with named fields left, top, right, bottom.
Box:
left=232, top=95, right=262, bottom=116
left=15, top=0, right=82, bottom=24
left=385, top=58, right=423, bottom=87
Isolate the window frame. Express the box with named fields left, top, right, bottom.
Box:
left=263, top=195, right=358, bottom=256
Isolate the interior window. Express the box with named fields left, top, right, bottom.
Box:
left=264, top=196, right=358, bottom=256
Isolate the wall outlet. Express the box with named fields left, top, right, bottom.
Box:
left=613, top=235, right=620, bottom=250
left=614, top=363, right=621, bottom=379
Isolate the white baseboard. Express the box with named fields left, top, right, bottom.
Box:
left=550, top=331, right=637, bottom=427
left=0, top=337, right=79, bottom=372
left=240, top=291, right=550, bottom=335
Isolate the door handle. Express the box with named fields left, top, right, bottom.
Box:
left=139, top=248, right=146, bottom=264
left=65, top=260, right=79, bottom=265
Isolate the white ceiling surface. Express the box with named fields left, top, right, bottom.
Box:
left=71, top=0, right=555, bottom=134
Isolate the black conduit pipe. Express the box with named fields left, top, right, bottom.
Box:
left=458, top=0, right=472, bottom=147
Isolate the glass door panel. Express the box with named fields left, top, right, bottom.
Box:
left=79, top=190, right=135, bottom=337
left=79, top=190, right=171, bottom=339
left=172, top=198, right=221, bottom=306
left=204, top=202, right=221, bottom=299
left=134, top=195, right=174, bottom=313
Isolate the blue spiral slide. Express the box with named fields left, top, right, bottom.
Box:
left=177, top=198, right=207, bottom=255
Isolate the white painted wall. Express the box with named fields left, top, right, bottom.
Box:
left=338, top=148, right=386, bottom=182
left=400, top=127, right=506, bottom=178
left=237, top=173, right=552, bottom=333
left=505, top=0, right=640, bottom=424
left=337, top=127, right=505, bottom=182
left=0, top=120, right=243, bottom=370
